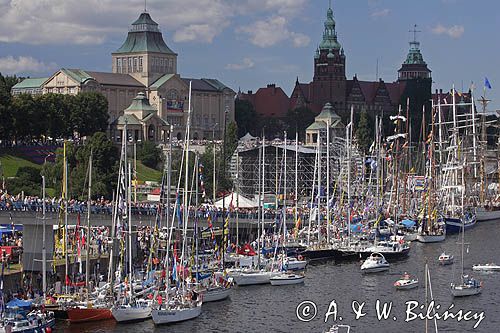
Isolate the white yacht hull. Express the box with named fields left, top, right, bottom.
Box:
left=451, top=286, right=482, bottom=297
left=285, top=260, right=308, bottom=271
left=152, top=303, right=202, bottom=325
left=202, top=287, right=231, bottom=302
left=417, top=234, right=445, bottom=243
left=232, top=271, right=274, bottom=286
left=473, top=264, right=500, bottom=271
left=270, top=275, right=305, bottom=286
left=394, top=280, right=418, bottom=290
left=361, top=265, right=389, bottom=273
left=475, top=207, right=500, bottom=222
left=111, top=306, right=152, bottom=322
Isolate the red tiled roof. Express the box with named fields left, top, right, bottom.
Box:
left=240, top=85, right=289, bottom=118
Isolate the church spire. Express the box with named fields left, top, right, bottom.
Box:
left=398, top=24, right=431, bottom=81
left=319, top=2, right=341, bottom=51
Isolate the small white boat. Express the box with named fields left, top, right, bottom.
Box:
left=473, top=263, right=500, bottom=271
left=111, top=300, right=152, bottom=323
left=270, top=273, right=305, bottom=286
left=284, top=257, right=308, bottom=271
left=394, top=273, right=418, bottom=290
left=361, top=252, right=390, bottom=273
left=201, top=286, right=232, bottom=302
left=231, top=270, right=276, bottom=286
left=451, top=275, right=482, bottom=297
left=152, top=301, right=202, bottom=325
left=438, top=252, right=454, bottom=265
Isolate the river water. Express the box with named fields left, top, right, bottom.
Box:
left=59, top=221, right=500, bottom=333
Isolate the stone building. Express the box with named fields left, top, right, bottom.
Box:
left=11, top=11, right=235, bottom=142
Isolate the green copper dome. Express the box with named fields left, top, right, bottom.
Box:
left=404, top=41, right=426, bottom=65
left=115, top=12, right=176, bottom=54
left=319, top=5, right=341, bottom=50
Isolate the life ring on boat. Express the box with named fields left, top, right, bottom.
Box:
left=298, top=255, right=304, bottom=261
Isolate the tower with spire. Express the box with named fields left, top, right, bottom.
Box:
left=398, top=25, right=431, bottom=81
left=311, top=2, right=347, bottom=113
left=112, top=11, right=178, bottom=86
left=398, top=24, right=432, bottom=142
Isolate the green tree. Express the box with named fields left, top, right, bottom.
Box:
left=235, top=98, right=260, bottom=138
left=356, top=109, right=373, bottom=154
left=37, top=93, right=72, bottom=139
left=286, top=106, right=316, bottom=141
left=137, top=141, right=163, bottom=169
left=71, top=92, right=109, bottom=137
left=10, top=93, right=47, bottom=141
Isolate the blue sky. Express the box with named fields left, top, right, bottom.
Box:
left=0, top=0, right=498, bottom=109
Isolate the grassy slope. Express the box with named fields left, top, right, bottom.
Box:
left=0, top=155, right=41, bottom=177
left=135, top=161, right=162, bottom=183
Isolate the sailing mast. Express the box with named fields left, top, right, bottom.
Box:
left=295, top=132, right=299, bottom=238
left=42, top=175, right=47, bottom=298
left=283, top=131, right=287, bottom=247
left=85, top=151, right=92, bottom=300
left=63, top=141, right=69, bottom=294
left=181, top=81, right=192, bottom=297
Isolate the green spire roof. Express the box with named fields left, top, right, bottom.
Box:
left=124, top=92, right=157, bottom=117
left=319, top=4, right=341, bottom=50
left=315, top=102, right=341, bottom=123
left=114, top=12, right=176, bottom=54
left=404, top=41, right=426, bottom=65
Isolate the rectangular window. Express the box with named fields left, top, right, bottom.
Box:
left=133, top=57, right=138, bottom=72
left=139, top=57, right=143, bottom=71
left=128, top=58, right=132, bottom=72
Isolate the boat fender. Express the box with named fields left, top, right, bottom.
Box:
left=480, top=281, right=484, bottom=288
left=46, top=328, right=52, bottom=333
left=298, top=255, right=304, bottom=261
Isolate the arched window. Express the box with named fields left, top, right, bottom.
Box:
left=148, top=124, right=156, bottom=141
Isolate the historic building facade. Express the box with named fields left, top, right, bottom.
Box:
left=12, top=11, right=235, bottom=142
left=239, top=4, right=432, bottom=139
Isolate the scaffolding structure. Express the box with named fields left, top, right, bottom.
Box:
left=230, top=137, right=350, bottom=201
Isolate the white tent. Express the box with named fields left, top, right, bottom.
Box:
left=240, top=132, right=258, bottom=142
left=214, top=192, right=259, bottom=208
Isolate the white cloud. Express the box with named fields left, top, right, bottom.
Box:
left=238, top=16, right=310, bottom=48
left=0, top=0, right=310, bottom=46
left=370, top=9, right=390, bottom=18
left=225, top=58, right=255, bottom=70
left=432, top=24, right=464, bottom=38
left=0, top=56, right=57, bottom=74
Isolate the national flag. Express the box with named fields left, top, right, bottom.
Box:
left=175, top=194, right=182, bottom=226
left=485, top=77, right=492, bottom=89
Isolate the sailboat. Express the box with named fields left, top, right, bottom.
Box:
left=417, top=102, right=446, bottom=243
left=231, top=131, right=277, bottom=285
left=112, top=156, right=152, bottom=322
left=66, top=151, right=113, bottom=323
left=151, top=81, right=203, bottom=325
left=451, top=178, right=482, bottom=297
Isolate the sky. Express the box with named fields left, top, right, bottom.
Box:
left=0, top=0, right=499, bottom=110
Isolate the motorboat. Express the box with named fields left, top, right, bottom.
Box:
left=394, top=273, right=418, bottom=290
left=284, top=257, right=308, bottom=271
left=0, top=309, right=55, bottom=333
left=361, top=253, right=390, bottom=273
left=438, top=252, right=454, bottom=265
left=270, top=273, right=305, bottom=286
left=451, top=275, right=482, bottom=297
left=473, top=263, right=500, bottom=272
